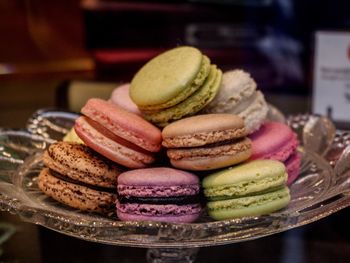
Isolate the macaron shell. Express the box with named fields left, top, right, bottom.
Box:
left=207, top=186, right=290, bottom=220
left=238, top=91, right=269, bottom=133
left=162, top=113, right=245, bottom=148
left=204, top=69, right=257, bottom=113
left=202, top=159, right=287, bottom=188
left=285, top=152, right=302, bottom=185
left=116, top=209, right=201, bottom=223
left=81, top=98, right=162, bottom=152
left=117, top=167, right=199, bottom=186
left=249, top=121, right=298, bottom=161
left=38, top=168, right=116, bottom=213
left=109, top=83, right=141, bottom=116
left=143, top=66, right=222, bottom=127
left=130, top=47, right=210, bottom=110
left=75, top=116, right=155, bottom=168
left=43, top=142, right=122, bottom=188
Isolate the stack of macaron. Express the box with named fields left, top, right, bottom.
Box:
left=116, top=167, right=201, bottom=223
left=74, top=98, right=162, bottom=168
left=129, top=46, right=222, bottom=127
left=162, top=114, right=252, bottom=171
left=38, top=141, right=122, bottom=213
left=202, top=160, right=290, bottom=220
left=37, top=45, right=297, bottom=223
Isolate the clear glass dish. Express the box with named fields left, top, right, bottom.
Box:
left=0, top=110, right=350, bottom=249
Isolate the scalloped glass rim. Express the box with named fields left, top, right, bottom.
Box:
left=0, top=110, right=348, bottom=248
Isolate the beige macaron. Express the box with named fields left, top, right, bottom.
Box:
left=203, top=70, right=269, bottom=133
left=162, top=114, right=252, bottom=171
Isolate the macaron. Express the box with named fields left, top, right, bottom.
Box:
left=203, top=69, right=269, bottom=133
left=249, top=121, right=301, bottom=185
left=74, top=98, right=162, bottom=168
left=202, top=160, right=290, bottom=220
left=38, top=141, right=122, bottom=213
left=116, top=167, right=201, bottom=223
left=130, top=46, right=222, bottom=127
left=162, top=114, right=252, bottom=171
left=63, top=127, right=84, bottom=144
left=109, top=83, right=141, bottom=116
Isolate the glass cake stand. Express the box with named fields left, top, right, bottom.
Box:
left=1, top=109, right=350, bottom=262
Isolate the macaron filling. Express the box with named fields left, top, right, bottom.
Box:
left=167, top=138, right=251, bottom=160
left=162, top=127, right=246, bottom=148
left=118, top=195, right=200, bottom=205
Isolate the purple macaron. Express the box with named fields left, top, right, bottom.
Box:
left=116, top=167, right=201, bottom=223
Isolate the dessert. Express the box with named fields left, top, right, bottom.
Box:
left=116, top=167, right=201, bottom=223
left=38, top=142, right=121, bottom=213
left=35, top=45, right=300, bottom=223
left=162, top=114, right=252, bottom=170
left=63, top=127, right=84, bottom=144
left=109, top=83, right=141, bottom=116
left=74, top=98, right=162, bottom=168
left=203, top=69, right=269, bottom=134
left=202, top=160, right=290, bottom=220
left=249, top=121, right=301, bottom=184
left=130, top=46, right=222, bottom=127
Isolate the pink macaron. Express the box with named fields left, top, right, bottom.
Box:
left=249, top=121, right=301, bottom=184
left=74, top=98, right=162, bottom=168
left=109, top=83, right=142, bottom=116
left=116, top=167, right=201, bottom=223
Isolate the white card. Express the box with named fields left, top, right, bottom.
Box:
left=312, top=31, right=350, bottom=122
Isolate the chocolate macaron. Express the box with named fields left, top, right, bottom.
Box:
left=116, top=167, right=201, bottom=223
left=162, top=114, right=252, bottom=170
left=38, top=141, right=123, bottom=213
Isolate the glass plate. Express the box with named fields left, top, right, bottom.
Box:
left=0, top=110, right=350, bottom=248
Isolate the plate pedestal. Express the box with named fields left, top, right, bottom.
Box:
left=147, top=248, right=199, bottom=263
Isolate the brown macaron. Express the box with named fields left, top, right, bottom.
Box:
left=38, top=141, right=123, bottom=213
left=162, top=114, right=252, bottom=171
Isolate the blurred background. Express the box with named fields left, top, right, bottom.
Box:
left=1, top=0, right=350, bottom=262
left=2, top=0, right=350, bottom=128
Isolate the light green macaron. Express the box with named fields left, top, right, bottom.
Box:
left=130, top=46, right=211, bottom=111
left=202, top=160, right=290, bottom=220
left=130, top=46, right=222, bottom=127
left=144, top=65, right=222, bottom=127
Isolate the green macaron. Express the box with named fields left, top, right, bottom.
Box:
left=130, top=46, right=211, bottom=111
left=130, top=46, right=222, bottom=127
left=202, top=160, right=290, bottom=220
left=144, top=65, right=222, bottom=126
